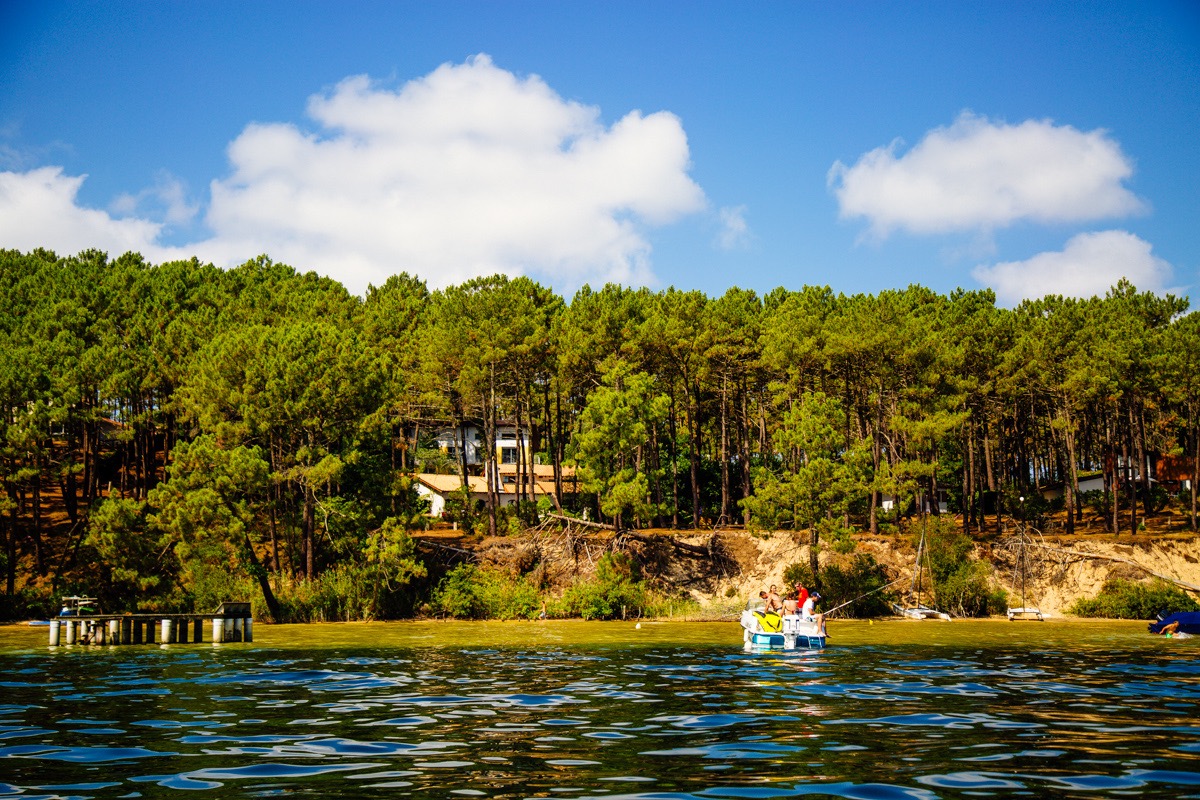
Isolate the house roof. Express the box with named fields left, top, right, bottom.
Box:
left=497, top=462, right=575, bottom=478
left=414, top=473, right=568, bottom=497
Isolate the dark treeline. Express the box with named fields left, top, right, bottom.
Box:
left=1, top=247, right=1197, bottom=618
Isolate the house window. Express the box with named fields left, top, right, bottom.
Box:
left=445, top=445, right=459, bottom=461
left=501, top=447, right=518, bottom=464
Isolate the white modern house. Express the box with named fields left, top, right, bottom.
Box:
left=432, top=424, right=532, bottom=467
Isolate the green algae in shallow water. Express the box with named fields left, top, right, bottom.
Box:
left=0, top=619, right=1197, bottom=799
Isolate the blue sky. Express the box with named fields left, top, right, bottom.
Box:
left=2, top=2, right=1198, bottom=304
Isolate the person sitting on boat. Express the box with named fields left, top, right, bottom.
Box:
left=802, top=592, right=826, bottom=636
left=782, top=593, right=799, bottom=616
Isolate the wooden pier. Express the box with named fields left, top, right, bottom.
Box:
left=48, top=602, right=253, bottom=647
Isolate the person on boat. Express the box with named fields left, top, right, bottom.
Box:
left=766, top=585, right=784, bottom=613
left=802, top=592, right=827, bottom=636
left=795, top=583, right=809, bottom=608
left=748, top=590, right=768, bottom=613
left=782, top=593, right=800, bottom=616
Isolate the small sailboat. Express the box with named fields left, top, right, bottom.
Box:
left=893, top=524, right=951, bottom=621
left=1006, top=529, right=1044, bottom=621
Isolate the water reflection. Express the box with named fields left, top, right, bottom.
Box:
left=0, top=620, right=1197, bottom=798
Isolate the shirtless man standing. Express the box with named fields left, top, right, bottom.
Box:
left=766, top=585, right=784, bottom=614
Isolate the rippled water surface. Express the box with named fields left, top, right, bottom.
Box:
left=2, top=619, right=1198, bottom=798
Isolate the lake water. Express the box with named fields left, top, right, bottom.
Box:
left=1, top=619, right=1198, bottom=799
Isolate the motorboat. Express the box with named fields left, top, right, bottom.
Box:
left=740, top=609, right=826, bottom=649
left=26, top=595, right=101, bottom=626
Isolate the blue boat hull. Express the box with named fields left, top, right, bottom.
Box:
left=746, top=631, right=826, bottom=649
left=1149, top=611, right=1200, bottom=635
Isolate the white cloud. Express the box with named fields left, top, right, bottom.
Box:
left=0, top=55, right=706, bottom=293
left=197, top=54, right=704, bottom=291
left=829, top=112, right=1145, bottom=237
left=972, top=230, right=1173, bottom=305
left=111, top=170, right=199, bottom=226
left=715, top=205, right=751, bottom=250
left=0, top=167, right=188, bottom=261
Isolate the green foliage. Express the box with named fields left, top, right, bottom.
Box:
left=558, top=552, right=650, bottom=620
left=178, top=561, right=257, bottom=617
left=431, top=563, right=542, bottom=620
left=742, top=393, right=869, bottom=538
left=2, top=247, right=1199, bottom=624
left=83, top=497, right=170, bottom=609
left=572, top=362, right=669, bottom=526
left=271, top=564, right=378, bottom=623
left=1068, top=579, right=1200, bottom=619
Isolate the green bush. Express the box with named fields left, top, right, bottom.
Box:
left=180, top=561, right=256, bottom=616
left=0, top=587, right=48, bottom=622
left=1068, top=579, right=1200, bottom=619
left=557, top=552, right=649, bottom=620
left=431, top=563, right=542, bottom=620
left=934, top=561, right=1007, bottom=617
left=1080, top=489, right=1112, bottom=518
left=271, top=561, right=424, bottom=623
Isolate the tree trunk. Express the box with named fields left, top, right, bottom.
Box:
left=304, top=484, right=315, bottom=580
left=1137, top=400, right=1152, bottom=519
left=1123, top=404, right=1136, bottom=533
left=1107, top=412, right=1119, bottom=535
left=1191, top=417, right=1199, bottom=532
left=244, top=530, right=282, bottom=622
left=720, top=376, right=730, bottom=523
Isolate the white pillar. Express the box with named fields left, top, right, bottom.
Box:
left=161, top=618, right=173, bottom=644
left=65, top=620, right=77, bottom=645
left=212, top=617, right=225, bottom=643
left=49, top=619, right=61, bottom=647
left=108, top=619, right=120, bottom=644
left=243, top=618, right=253, bottom=642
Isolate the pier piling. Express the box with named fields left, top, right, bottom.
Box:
left=48, top=603, right=254, bottom=648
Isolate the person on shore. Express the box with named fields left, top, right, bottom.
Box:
left=802, top=592, right=826, bottom=636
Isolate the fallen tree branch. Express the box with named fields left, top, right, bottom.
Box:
left=546, top=513, right=615, bottom=531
